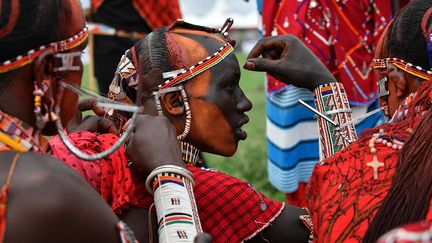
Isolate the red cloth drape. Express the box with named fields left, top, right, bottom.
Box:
left=49, top=131, right=285, bottom=242
left=262, top=0, right=392, bottom=105
left=91, top=0, right=182, bottom=30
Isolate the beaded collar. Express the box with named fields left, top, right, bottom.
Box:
left=372, top=57, right=432, bottom=80
left=0, top=110, right=48, bottom=153
left=0, top=26, right=89, bottom=74
left=180, top=141, right=202, bottom=166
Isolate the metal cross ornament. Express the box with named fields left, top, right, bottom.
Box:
left=378, top=77, right=390, bottom=98
left=367, top=154, right=385, bottom=180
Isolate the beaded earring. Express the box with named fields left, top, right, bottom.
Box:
left=33, top=81, right=49, bottom=130
left=152, top=85, right=192, bottom=141
left=177, top=86, right=192, bottom=141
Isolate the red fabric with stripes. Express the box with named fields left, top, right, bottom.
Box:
left=91, top=0, right=181, bottom=30
left=262, top=0, right=392, bottom=105
left=49, top=131, right=285, bottom=242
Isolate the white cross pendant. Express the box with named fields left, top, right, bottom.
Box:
left=367, top=154, right=385, bottom=180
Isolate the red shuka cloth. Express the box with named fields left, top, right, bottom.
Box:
left=262, top=0, right=392, bottom=105
left=91, top=0, right=182, bottom=30
left=49, top=131, right=284, bottom=242
left=306, top=120, right=432, bottom=242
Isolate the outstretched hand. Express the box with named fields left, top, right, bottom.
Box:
left=244, top=34, right=336, bottom=91
left=125, top=115, right=184, bottom=174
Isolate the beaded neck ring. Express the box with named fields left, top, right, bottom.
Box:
left=0, top=26, right=89, bottom=74
left=152, top=18, right=236, bottom=141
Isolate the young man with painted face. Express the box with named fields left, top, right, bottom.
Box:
left=48, top=1, right=432, bottom=242
left=245, top=0, right=432, bottom=241
left=50, top=20, right=311, bottom=242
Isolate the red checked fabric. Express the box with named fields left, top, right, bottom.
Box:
left=91, top=0, right=182, bottom=30
left=186, top=165, right=284, bottom=242
left=49, top=132, right=284, bottom=242
left=49, top=131, right=149, bottom=214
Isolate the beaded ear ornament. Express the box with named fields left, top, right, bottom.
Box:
left=153, top=18, right=236, bottom=140
left=372, top=57, right=432, bottom=118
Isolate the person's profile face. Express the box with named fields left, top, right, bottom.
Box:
left=185, top=53, right=252, bottom=156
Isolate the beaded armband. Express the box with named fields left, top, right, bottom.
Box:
left=314, top=83, right=357, bottom=160
left=145, top=165, right=202, bottom=242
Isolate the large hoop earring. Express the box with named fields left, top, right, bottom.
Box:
left=54, top=80, right=143, bottom=161
left=153, top=85, right=192, bottom=141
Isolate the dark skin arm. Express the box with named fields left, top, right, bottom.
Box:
left=244, top=34, right=336, bottom=91
left=243, top=35, right=325, bottom=242
left=2, top=152, right=122, bottom=242
left=246, top=206, right=310, bottom=243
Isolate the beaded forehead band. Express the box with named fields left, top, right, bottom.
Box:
left=158, top=18, right=235, bottom=93
left=0, top=26, right=89, bottom=74
left=159, top=43, right=234, bottom=91
left=372, top=57, right=432, bottom=80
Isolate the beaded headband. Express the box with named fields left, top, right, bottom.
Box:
left=372, top=57, right=432, bottom=80
left=0, top=26, right=89, bottom=74
left=108, top=48, right=139, bottom=101
left=159, top=43, right=234, bottom=91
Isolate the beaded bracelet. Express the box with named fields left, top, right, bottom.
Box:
left=145, top=165, right=202, bottom=243
left=314, top=82, right=357, bottom=160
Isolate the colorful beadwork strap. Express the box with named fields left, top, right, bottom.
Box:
left=160, top=43, right=234, bottom=90
left=0, top=110, right=48, bottom=153
left=0, top=26, right=88, bottom=74
left=372, top=57, right=432, bottom=80
left=314, top=82, right=357, bottom=160
left=180, top=142, right=202, bottom=166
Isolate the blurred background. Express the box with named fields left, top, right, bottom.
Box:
left=80, top=0, right=286, bottom=201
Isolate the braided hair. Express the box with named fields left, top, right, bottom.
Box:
left=0, top=0, right=67, bottom=62
left=363, top=1, right=432, bottom=242
left=386, top=0, right=432, bottom=69
left=120, top=20, right=236, bottom=104
left=0, top=0, right=67, bottom=84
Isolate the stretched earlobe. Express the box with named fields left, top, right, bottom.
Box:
left=161, top=91, right=185, bottom=116
left=33, top=49, right=55, bottom=85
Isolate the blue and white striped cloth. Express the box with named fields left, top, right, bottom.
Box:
left=267, top=85, right=384, bottom=193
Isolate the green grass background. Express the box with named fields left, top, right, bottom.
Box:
left=82, top=52, right=286, bottom=202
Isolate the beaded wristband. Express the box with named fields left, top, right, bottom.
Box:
left=314, top=82, right=357, bottom=160
left=145, top=165, right=195, bottom=194
left=145, top=165, right=202, bottom=243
